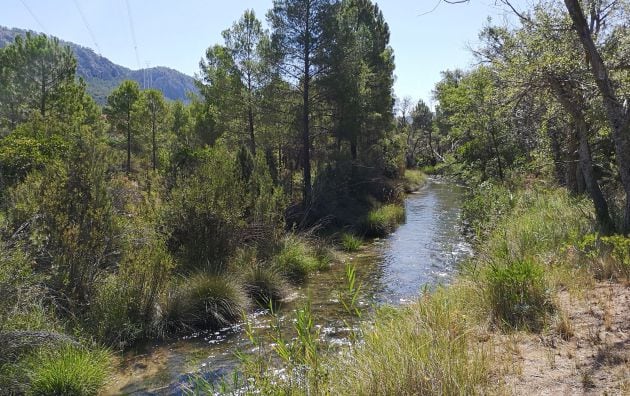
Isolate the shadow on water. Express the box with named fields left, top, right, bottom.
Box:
left=108, top=178, right=471, bottom=395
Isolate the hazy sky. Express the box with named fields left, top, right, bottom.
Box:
left=1, top=0, right=520, bottom=105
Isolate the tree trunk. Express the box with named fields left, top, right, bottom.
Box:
left=350, top=139, right=357, bottom=160
left=575, top=118, right=614, bottom=234
left=152, top=113, right=157, bottom=171
left=301, top=4, right=312, bottom=208
left=564, top=0, right=630, bottom=233
left=565, top=126, right=580, bottom=194
left=551, top=78, right=613, bottom=233
left=548, top=125, right=566, bottom=186
left=248, top=104, right=256, bottom=156
left=126, top=108, right=131, bottom=174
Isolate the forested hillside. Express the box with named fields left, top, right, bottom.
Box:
left=0, top=26, right=197, bottom=104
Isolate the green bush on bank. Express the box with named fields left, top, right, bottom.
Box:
left=402, top=169, right=427, bottom=193
left=485, top=259, right=553, bottom=330
left=362, top=204, right=405, bottom=237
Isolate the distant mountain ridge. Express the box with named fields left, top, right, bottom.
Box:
left=0, top=26, right=198, bottom=104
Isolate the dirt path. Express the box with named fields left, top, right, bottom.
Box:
left=496, top=281, right=629, bottom=395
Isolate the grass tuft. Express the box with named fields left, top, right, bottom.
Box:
left=340, top=233, right=362, bottom=252
left=330, top=286, right=488, bottom=395
left=363, top=204, right=405, bottom=237
left=165, top=273, right=248, bottom=332
left=402, top=169, right=427, bottom=193
left=241, top=264, right=288, bottom=308
left=273, top=235, right=329, bottom=283
left=28, top=346, right=110, bottom=396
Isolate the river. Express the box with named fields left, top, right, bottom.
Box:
left=109, top=178, right=471, bottom=395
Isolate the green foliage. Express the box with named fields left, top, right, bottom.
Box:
left=273, top=234, right=328, bottom=283
left=167, top=145, right=245, bottom=272
left=402, top=169, right=427, bottom=193
left=485, top=187, right=592, bottom=261
left=6, top=133, right=118, bottom=304
left=164, top=273, right=248, bottom=332
left=485, top=259, right=553, bottom=330
left=577, top=234, right=630, bottom=280
left=0, top=130, right=68, bottom=188
left=462, top=181, right=514, bottom=238
left=0, top=32, right=76, bottom=126
left=27, top=346, right=110, bottom=396
left=340, top=233, right=362, bottom=252
left=241, top=263, right=288, bottom=308
left=363, top=203, right=405, bottom=237
left=330, top=287, right=488, bottom=395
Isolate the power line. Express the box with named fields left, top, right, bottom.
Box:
left=18, top=0, right=48, bottom=33
left=123, top=0, right=142, bottom=71
left=72, top=0, right=102, bottom=55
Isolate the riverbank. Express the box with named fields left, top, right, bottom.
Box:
left=105, top=171, right=433, bottom=393
left=192, top=180, right=629, bottom=395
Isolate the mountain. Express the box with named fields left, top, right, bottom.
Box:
left=0, top=26, right=198, bottom=104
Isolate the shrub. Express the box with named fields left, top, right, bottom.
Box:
left=28, top=346, right=110, bottom=396
left=340, top=233, right=362, bottom=252
left=485, top=259, right=553, bottom=330
left=167, top=146, right=246, bottom=273
left=362, top=204, right=405, bottom=237
left=462, top=181, right=514, bottom=238
left=578, top=234, right=630, bottom=281
left=89, top=235, right=174, bottom=347
left=164, top=273, right=247, bottom=332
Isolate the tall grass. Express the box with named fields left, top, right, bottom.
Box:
left=164, top=273, right=248, bottom=332
left=363, top=204, right=405, bottom=237
left=472, top=186, right=594, bottom=331
left=273, top=234, right=330, bottom=283
left=402, top=169, right=427, bottom=193
left=27, top=346, right=110, bottom=396
left=241, top=263, right=288, bottom=308
left=340, top=233, right=362, bottom=252
left=329, top=286, right=488, bottom=395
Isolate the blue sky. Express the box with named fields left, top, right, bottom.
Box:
left=1, top=0, right=520, bottom=105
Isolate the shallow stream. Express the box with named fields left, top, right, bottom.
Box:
left=109, top=179, right=471, bottom=395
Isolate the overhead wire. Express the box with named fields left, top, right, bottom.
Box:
left=124, top=1, right=142, bottom=64
left=18, top=0, right=48, bottom=33
left=72, top=0, right=102, bottom=55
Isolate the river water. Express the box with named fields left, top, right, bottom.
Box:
left=110, top=179, right=471, bottom=395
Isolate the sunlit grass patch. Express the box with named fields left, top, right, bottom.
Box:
left=363, top=204, right=405, bottom=237
left=402, top=169, right=427, bottom=193
left=28, top=346, right=110, bottom=396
